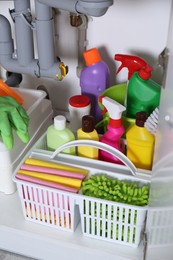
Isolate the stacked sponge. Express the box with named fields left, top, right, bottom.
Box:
left=16, top=158, right=88, bottom=193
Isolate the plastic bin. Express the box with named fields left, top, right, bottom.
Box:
left=0, top=88, right=53, bottom=194
left=79, top=193, right=147, bottom=247
left=13, top=136, right=150, bottom=246
left=16, top=180, right=80, bottom=232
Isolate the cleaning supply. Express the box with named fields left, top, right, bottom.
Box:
left=98, top=96, right=126, bottom=164
left=115, top=54, right=148, bottom=80
left=0, top=96, right=30, bottom=150
left=20, top=164, right=86, bottom=180
left=144, top=107, right=159, bottom=135
left=80, top=48, right=110, bottom=124
left=17, top=169, right=82, bottom=189
left=115, top=54, right=161, bottom=118
left=126, top=111, right=155, bottom=170
left=68, top=95, right=91, bottom=134
left=77, top=115, right=99, bottom=159
left=0, top=79, right=24, bottom=104
left=82, top=174, right=149, bottom=206
left=46, top=115, right=75, bottom=154
left=24, top=158, right=88, bottom=175
left=16, top=173, right=79, bottom=193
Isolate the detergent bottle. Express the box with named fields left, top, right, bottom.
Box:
left=80, top=48, right=110, bottom=124
left=77, top=115, right=99, bottom=159
left=68, top=95, right=91, bottom=134
left=114, top=54, right=161, bottom=118
left=98, top=96, right=126, bottom=164
left=126, top=111, right=155, bottom=170
left=46, top=115, right=76, bottom=155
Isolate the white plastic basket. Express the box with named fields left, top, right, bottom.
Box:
left=13, top=136, right=150, bottom=244
left=52, top=140, right=149, bottom=247
left=79, top=195, right=147, bottom=247
left=16, top=180, right=80, bottom=232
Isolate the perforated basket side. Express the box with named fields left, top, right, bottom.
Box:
left=16, top=182, right=80, bottom=232
left=78, top=196, right=147, bottom=247
left=14, top=138, right=149, bottom=241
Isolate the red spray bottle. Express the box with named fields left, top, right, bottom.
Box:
left=115, top=54, right=161, bottom=118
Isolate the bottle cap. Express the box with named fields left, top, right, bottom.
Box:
left=138, top=65, right=152, bottom=80
left=69, top=95, right=90, bottom=108
left=83, top=48, right=101, bottom=66
left=82, top=115, right=95, bottom=132
left=54, top=115, right=66, bottom=130
left=136, top=111, right=147, bottom=127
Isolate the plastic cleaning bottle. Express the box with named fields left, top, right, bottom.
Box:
left=77, top=115, right=99, bottom=159
left=46, top=115, right=75, bottom=155
left=98, top=96, right=126, bottom=164
left=80, top=48, right=110, bottom=124
left=115, top=54, right=161, bottom=118
left=126, top=111, right=155, bottom=170
left=68, top=95, right=91, bottom=134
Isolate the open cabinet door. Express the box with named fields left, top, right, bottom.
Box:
left=145, top=2, right=173, bottom=260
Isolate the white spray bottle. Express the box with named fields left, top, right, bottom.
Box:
left=98, top=96, right=126, bottom=164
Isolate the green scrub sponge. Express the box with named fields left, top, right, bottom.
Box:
left=82, top=174, right=149, bottom=206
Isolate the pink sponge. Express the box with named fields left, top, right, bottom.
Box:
left=20, top=163, right=86, bottom=180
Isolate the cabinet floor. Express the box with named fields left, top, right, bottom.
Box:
left=0, top=250, right=34, bottom=259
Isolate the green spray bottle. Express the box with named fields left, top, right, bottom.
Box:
left=115, top=54, right=161, bottom=118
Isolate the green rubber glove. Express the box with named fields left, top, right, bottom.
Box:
left=0, top=96, right=30, bottom=149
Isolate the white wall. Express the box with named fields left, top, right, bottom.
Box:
left=0, top=0, right=172, bottom=115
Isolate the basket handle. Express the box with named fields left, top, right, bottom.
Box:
left=50, top=140, right=137, bottom=176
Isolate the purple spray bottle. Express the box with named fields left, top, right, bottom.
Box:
left=80, top=48, right=110, bottom=124
left=99, top=96, right=126, bottom=164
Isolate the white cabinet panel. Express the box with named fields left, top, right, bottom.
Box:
left=146, top=2, right=173, bottom=259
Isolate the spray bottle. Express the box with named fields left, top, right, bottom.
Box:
left=98, top=96, right=126, bottom=164
left=114, top=54, right=161, bottom=118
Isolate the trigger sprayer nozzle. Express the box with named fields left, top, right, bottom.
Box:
left=114, top=54, right=148, bottom=80
left=99, top=96, right=126, bottom=128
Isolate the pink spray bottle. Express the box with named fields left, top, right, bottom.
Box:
left=98, top=96, right=126, bottom=164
